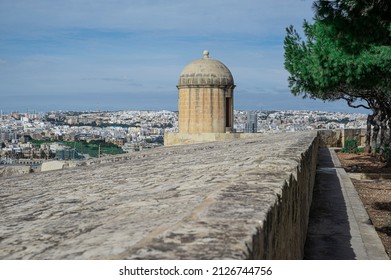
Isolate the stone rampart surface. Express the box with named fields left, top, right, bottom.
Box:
left=0, top=131, right=318, bottom=259
left=0, top=165, right=31, bottom=178
left=164, top=131, right=264, bottom=146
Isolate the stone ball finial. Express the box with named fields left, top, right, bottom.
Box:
left=203, top=50, right=209, bottom=58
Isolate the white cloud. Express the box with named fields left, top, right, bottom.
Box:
left=3, top=0, right=356, bottom=113
left=0, top=0, right=313, bottom=37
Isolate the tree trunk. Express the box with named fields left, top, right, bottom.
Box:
left=365, top=114, right=372, bottom=153
left=386, top=121, right=391, bottom=167
left=379, top=112, right=387, bottom=158
left=371, top=113, right=380, bottom=156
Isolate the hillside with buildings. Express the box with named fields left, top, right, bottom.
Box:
left=0, top=109, right=366, bottom=168
left=0, top=110, right=173, bottom=165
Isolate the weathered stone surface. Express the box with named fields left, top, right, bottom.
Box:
left=0, top=131, right=318, bottom=259
left=318, top=129, right=342, bottom=147
left=164, top=132, right=264, bottom=146
left=0, top=165, right=31, bottom=178
left=318, top=128, right=366, bottom=148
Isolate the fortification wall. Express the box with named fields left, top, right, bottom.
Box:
left=0, top=165, right=31, bottom=177
left=0, top=131, right=318, bottom=259
left=318, top=128, right=366, bottom=147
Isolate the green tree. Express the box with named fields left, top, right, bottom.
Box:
left=284, top=0, right=391, bottom=157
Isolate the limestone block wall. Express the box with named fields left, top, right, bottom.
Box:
left=0, top=165, right=31, bottom=178
left=0, top=131, right=318, bottom=259
left=318, top=129, right=342, bottom=147
left=178, top=87, right=233, bottom=133
left=342, top=128, right=366, bottom=147
left=318, top=129, right=366, bottom=147
left=250, top=134, right=318, bottom=258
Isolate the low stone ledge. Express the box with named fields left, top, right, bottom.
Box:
left=0, top=131, right=318, bottom=259
left=0, top=165, right=31, bottom=177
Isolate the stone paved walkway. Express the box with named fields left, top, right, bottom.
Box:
left=304, top=147, right=388, bottom=260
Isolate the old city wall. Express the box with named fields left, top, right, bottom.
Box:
left=318, top=128, right=366, bottom=147
left=0, top=128, right=365, bottom=178
left=1, top=131, right=319, bottom=259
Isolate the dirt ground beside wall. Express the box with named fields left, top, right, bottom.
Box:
left=337, top=152, right=391, bottom=258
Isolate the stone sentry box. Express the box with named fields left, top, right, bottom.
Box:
left=177, top=50, right=235, bottom=134
left=165, top=51, right=247, bottom=146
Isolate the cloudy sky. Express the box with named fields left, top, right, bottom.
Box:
left=0, top=0, right=367, bottom=113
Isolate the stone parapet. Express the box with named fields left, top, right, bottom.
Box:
left=0, top=131, right=318, bottom=259
left=318, top=129, right=366, bottom=147
left=164, top=132, right=264, bottom=146
left=0, top=165, right=31, bottom=177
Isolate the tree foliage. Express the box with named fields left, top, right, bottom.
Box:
left=284, top=0, right=391, bottom=109
left=284, top=0, right=391, bottom=158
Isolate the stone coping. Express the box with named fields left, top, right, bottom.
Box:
left=0, top=131, right=317, bottom=259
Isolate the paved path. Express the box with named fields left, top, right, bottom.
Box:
left=304, top=147, right=388, bottom=260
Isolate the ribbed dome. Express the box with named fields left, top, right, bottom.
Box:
left=178, top=51, right=234, bottom=87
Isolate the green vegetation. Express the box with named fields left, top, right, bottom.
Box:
left=31, top=140, right=124, bottom=158
left=284, top=0, right=391, bottom=161
left=286, top=1, right=390, bottom=91
left=63, top=140, right=124, bottom=158
left=340, top=139, right=390, bottom=157
left=284, top=1, right=390, bottom=108
left=341, top=137, right=360, bottom=154
left=31, top=140, right=54, bottom=146
left=375, top=145, right=390, bottom=159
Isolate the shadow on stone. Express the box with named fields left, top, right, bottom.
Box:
left=373, top=202, right=391, bottom=212
left=376, top=226, right=391, bottom=237
left=304, top=148, right=356, bottom=260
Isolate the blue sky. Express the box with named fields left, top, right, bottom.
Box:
left=0, top=0, right=368, bottom=113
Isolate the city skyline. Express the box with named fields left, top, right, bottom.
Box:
left=0, top=0, right=370, bottom=114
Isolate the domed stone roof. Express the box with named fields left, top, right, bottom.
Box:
left=178, top=50, right=234, bottom=87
